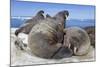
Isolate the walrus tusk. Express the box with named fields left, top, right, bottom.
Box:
left=73, top=47, right=77, bottom=54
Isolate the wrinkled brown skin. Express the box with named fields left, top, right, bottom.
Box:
left=15, top=10, right=45, bottom=36
left=63, top=27, right=91, bottom=56
left=84, top=26, right=95, bottom=48
left=46, top=10, right=69, bottom=43
left=28, top=10, right=72, bottom=59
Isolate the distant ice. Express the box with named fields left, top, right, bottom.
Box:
left=12, top=16, right=31, bottom=20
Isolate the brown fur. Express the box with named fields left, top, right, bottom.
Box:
left=28, top=10, right=71, bottom=59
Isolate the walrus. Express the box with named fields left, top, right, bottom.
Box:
left=28, top=10, right=72, bottom=59
left=63, top=27, right=91, bottom=56
left=46, top=10, right=69, bottom=43
left=84, top=26, right=95, bottom=48
left=15, top=10, right=45, bottom=36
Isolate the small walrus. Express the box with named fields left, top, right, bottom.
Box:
left=28, top=10, right=72, bottom=59
left=63, top=27, right=91, bottom=56
left=15, top=10, right=45, bottom=36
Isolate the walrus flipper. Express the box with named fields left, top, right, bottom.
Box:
left=51, top=47, right=73, bottom=59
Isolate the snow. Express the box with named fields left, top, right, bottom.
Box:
left=10, top=28, right=95, bottom=66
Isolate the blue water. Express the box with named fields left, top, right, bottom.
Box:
left=65, top=19, right=95, bottom=28
left=10, top=18, right=95, bottom=28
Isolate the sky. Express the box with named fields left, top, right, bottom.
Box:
left=11, top=0, right=95, bottom=20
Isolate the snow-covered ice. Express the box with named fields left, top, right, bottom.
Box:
left=10, top=28, right=95, bottom=66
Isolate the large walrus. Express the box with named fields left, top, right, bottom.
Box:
left=46, top=11, right=69, bottom=43
left=28, top=10, right=72, bottom=59
left=84, top=26, right=95, bottom=48
left=15, top=10, right=45, bottom=36
left=63, top=27, right=91, bottom=56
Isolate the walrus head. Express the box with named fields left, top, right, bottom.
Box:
left=53, top=10, right=69, bottom=28
left=54, top=10, right=69, bottom=20
left=64, top=27, right=91, bottom=56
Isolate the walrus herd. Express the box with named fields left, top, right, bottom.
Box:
left=14, top=10, right=95, bottom=59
